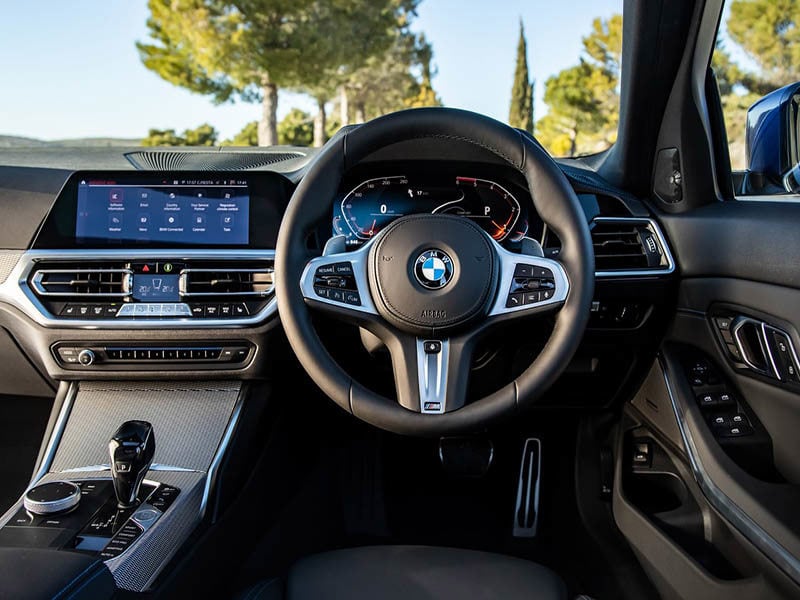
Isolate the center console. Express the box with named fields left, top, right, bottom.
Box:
left=0, top=380, right=243, bottom=592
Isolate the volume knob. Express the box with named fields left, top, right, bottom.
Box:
left=77, top=349, right=96, bottom=366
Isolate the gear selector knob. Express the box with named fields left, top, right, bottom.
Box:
left=109, top=421, right=155, bottom=508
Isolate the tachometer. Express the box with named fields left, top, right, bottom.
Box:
left=433, top=177, right=522, bottom=242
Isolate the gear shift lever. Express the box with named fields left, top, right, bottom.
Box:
left=108, top=421, right=155, bottom=508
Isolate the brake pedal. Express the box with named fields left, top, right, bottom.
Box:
left=513, top=438, right=541, bottom=537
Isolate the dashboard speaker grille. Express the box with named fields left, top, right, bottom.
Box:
left=124, top=150, right=306, bottom=171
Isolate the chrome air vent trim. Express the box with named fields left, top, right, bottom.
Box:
left=31, top=267, right=132, bottom=297
left=1, top=249, right=277, bottom=329
left=592, top=217, right=675, bottom=278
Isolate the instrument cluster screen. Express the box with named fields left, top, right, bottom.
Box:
left=333, top=175, right=531, bottom=248
left=75, top=177, right=250, bottom=245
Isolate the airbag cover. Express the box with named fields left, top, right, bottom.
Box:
left=368, top=214, right=496, bottom=333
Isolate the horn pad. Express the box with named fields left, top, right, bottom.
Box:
left=368, top=214, right=497, bottom=335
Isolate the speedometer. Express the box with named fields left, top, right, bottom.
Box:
left=340, top=176, right=411, bottom=240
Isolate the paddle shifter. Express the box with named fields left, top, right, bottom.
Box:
left=108, top=421, right=155, bottom=508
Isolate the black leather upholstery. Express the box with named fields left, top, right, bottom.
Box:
left=0, top=547, right=115, bottom=600
left=241, top=545, right=567, bottom=600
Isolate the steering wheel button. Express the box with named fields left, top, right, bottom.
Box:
left=314, top=287, right=330, bottom=299
left=329, top=289, right=345, bottom=303
left=541, top=290, right=554, bottom=300
left=344, top=291, right=361, bottom=305
left=316, top=265, right=336, bottom=275
left=524, top=292, right=540, bottom=305
left=532, top=267, right=554, bottom=278
left=423, top=340, right=442, bottom=354
left=506, top=293, right=524, bottom=308
left=334, top=262, right=353, bottom=275
left=514, top=264, right=534, bottom=277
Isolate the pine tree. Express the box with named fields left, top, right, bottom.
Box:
left=509, top=20, right=534, bottom=134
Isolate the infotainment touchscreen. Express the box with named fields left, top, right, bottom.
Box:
left=75, top=177, right=250, bottom=245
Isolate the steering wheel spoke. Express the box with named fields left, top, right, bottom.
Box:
left=487, top=245, right=570, bottom=318
left=381, top=331, right=474, bottom=414
left=300, top=236, right=378, bottom=321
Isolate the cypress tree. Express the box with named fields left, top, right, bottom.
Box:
left=509, top=20, right=534, bottom=134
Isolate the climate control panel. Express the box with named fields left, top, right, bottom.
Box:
left=21, top=252, right=276, bottom=327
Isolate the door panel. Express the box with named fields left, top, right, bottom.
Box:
left=614, top=201, right=800, bottom=598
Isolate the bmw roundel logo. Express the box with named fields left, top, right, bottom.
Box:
left=414, top=249, right=454, bottom=290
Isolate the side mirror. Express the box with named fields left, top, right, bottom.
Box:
left=745, top=82, right=800, bottom=194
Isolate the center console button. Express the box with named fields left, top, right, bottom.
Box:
left=60, top=304, right=79, bottom=317
left=204, top=305, right=219, bottom=318
left=219, top=304, right=233, bottom=317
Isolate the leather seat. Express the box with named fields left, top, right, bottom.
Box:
left=241, top=545, right=567, bottom=600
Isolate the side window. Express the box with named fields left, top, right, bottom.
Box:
left=713, top=0, right=800, bottom=198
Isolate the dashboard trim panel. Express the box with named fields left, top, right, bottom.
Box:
left=1, top=249, right=277, bottom=329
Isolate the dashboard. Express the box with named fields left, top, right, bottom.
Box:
left=331, top=164, right=545, bottom=250
left=0, top=145, right=676, bottom=396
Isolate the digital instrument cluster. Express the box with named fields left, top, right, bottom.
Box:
left=332, top=175, right=533, bottom=248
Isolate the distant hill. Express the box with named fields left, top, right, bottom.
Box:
left=0, top=135, right=141, bottom=148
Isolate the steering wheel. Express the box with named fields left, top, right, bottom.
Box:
left=275, top=108, right=593, bottom=436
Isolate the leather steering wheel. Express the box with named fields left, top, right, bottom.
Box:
left=275, top=108, right=594, bottom=436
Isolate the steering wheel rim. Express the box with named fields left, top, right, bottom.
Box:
left=276, top=107, right=594, bottom=436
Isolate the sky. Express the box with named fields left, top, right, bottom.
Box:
left=0, top=0, right=734, bottom=142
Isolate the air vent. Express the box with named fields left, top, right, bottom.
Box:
left=180, top=267, right=274, bottom=297
left=591, top=218, right=671, bottom=273
left=31, top=265, right=131, bottom=297
left=124, top=150, right=306, bottom=171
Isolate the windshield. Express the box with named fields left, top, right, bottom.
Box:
left=0, top=0, right=622, bottom=157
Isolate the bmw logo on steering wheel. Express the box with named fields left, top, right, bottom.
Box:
left=414, top=249, right=454, bottom=290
